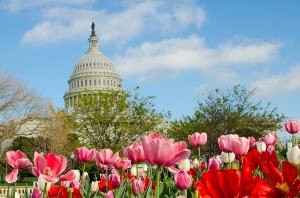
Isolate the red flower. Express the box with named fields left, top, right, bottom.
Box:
left=98, top=178, right=114, bottom=192
left=48, top=185, right=82, bottom=198
left=262, top=161, right=300, bottom=197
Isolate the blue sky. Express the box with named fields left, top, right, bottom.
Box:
left=0, top=0, right=300, bottom=125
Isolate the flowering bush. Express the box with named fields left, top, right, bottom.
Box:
left=3, top=121, right=300, bottom=198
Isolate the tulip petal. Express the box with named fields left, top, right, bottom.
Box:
left=59, top=170, right=76, bottom=181
left=5, top=168, right=19, bottom=183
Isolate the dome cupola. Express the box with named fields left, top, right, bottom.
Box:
left=64, top=22, right=122, bottom=109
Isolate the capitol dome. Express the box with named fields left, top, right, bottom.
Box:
left=64, top=22, right=122, bottom=109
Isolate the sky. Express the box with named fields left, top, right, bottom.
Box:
left=0, top=0, right=300, bottom=127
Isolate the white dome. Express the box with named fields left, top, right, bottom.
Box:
left=64, top=22, right=122, bottom=108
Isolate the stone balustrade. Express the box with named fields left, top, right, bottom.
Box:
left=0, top=186, right=34, bottom=197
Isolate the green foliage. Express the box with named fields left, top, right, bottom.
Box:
left=68, top=88, right=170, bottom=151
left=169, top=85, right=285, bottom=157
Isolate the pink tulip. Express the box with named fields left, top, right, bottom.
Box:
left=96, top=149, right=119, bottom=170
left=123, top=142, right=146, bottom=163
left=76, top=147, right=96, bottom=162
left=5, top=150, right=32, bottom=183
left=31, top=187, right=42, bottom=198
left=113, top=157, right=131, bottom=170
left=284, top=120, right=300, bottom=134
left=131, top=177, right=147, bottom=196
left=231, top=137, right=250, bottom=158
left=208, top=157, right=220, bottom=170
left=70, top=180, right=81, bottom=189
left=109, top=170, right=120, bottom=188
left=142, top=134, right=191, bottom=167
left=260, top=133, right=276, bottom=146
left=174, top=170, right=192, bottom=190
left=32, top=152, right=75, bottom=183
left=249, top=136, right=256, bottom=149
left=188, top=132, right=207, bottom=147
left=218, top=134, right=239, bottom=152
left=105, top=190, right=114, bottom=198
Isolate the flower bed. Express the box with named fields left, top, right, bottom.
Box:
left=3, top=120, right=300, bottom=197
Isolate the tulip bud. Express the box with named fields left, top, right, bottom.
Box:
left=256, top=141, right=267, bottom=153
left=220, top=152, right=235, bottom=163
left=90, top=181, right=98, bottom=192
left=286, top=145, right=300, bottom=165
left=109, top=172, right=120, bottom=188
left=105, top=190, right=114, bottom=198
left=131, top=166, right=137, bottom=176
left=143, top=164, right=148, bottom=172
left=178, top=159, right=191, bottom=171
left=192, top=158, right=199, bottom=168
left=174, top=170, right=192, bottom=190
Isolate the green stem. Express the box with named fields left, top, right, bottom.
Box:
left=68, top=188, right=73, bottom=198
left=228, top=153, right=232, bottom=169
left=42, top=182, right=48, bottom=198
left=198, top=147, right=201, bottom=161
left=155, top=166, right=162, bottom=198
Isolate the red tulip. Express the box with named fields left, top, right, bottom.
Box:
left=142, top=134, right=190, bottom=166
left=284, top=120, right=300, bottom=134
left=32, top=152, right=75, bottom=183
left=76, top=147, right=95, bottom=162
left=95, top=149, right=119, bottom=170
left=218, top=134, right=239, bottom=152
left=5, top=150, right=32, bottom=183
left=174, top=170, right=192, bottom=190
left=123, top=142, right=145, bottom=163
left=188, top=132, right=207, bottom=147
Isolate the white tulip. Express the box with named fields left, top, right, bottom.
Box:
left=220, top=152, right=235, bottom=163
left=287, top=145, right=300, bottom=165
left=143, top=164, right=148, bottom=172
left=256, top=141, right=267, bottom=153
left=90, top=181, right=98, bottom=192
left=192, top=158, right=199, bottom=168
left=178, top=159, right=191, bottom=171
left=130, top=166, right=137, bottom=176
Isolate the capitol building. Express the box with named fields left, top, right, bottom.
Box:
left=0, top=23, right=123, bottom=152
left=64, top=22, right=122, bottom=109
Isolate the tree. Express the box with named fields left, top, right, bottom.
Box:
left=67, top=88, right=170, bottom=151
left=41, top=107, right=81, bottom=156
left=0, top=71, right=51, bottom=143
left=169, top=85, right=285, bottom=157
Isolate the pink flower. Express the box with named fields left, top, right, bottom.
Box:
left=131, top=177, right=148, bottom=196
left=188, top=132, right=207, bottom=147
left=218, top=134, right=239, bottom=152
left=174, top=170, right=192, bottom=190
left=123, top=142, right=146, bottom=163
left=109, top=171, right=120, bottom=189
left=76, top=147, right=96, bottom=162
left=31, top=187, right=42, bottom=198
left=112, top=157, right=131, bottom=170
left=32, top=152, right=75, bottom=183
left=231, top=137, right=250, bottom=158
left=284, top=120, right=300, bottom=134
left=208, top=157, right=220, bottom=170
left=105, top=190, right=114, bottom=198
left=96, top=149, right=119, bottom=170
left=249, top=136, right=256, bottom=149
left=5, top=150, right=32, bottom=183
left=260, top=133, right=277, bottom=153
left=142, top=134, right=190, bottom=167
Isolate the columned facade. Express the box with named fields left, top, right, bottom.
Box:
left=64, top=22, right=122, bottom=110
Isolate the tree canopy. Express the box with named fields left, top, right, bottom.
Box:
left=169, top=85, right=285, bottom=157
left=68, top=88, right=170, bottom=151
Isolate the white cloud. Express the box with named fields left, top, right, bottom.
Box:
left=0, top=0, right=93, bottom=12
left=113, top=35, right=281, bottom=81
left=250, top=65, right=300, bottom=97
left=20, top=1, right=205, bottom=45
